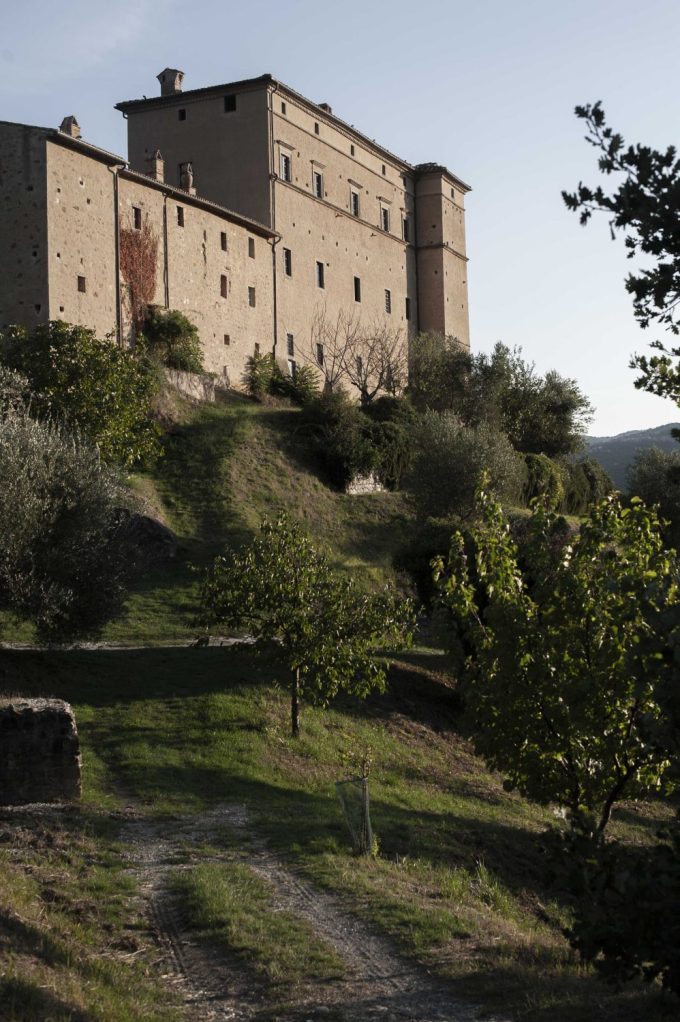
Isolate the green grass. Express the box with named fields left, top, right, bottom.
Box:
left=172, top=862, right=345, bottom=986
left=0, top=805, right=180, bottom=1022
left=0, top=644, right=674, bottom=1022
left=101, top=392, right=412, bottom=644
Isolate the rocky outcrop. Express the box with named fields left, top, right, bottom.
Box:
left=0, top=699, right=81, bottom=805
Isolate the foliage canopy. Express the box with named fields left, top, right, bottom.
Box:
left=433, top=489, right=678, bottom=844
left=564, top=102, right=680, bottom=401
left=0, top=321, right=160, bottom=467
left=200, top=515, right=414, bottom=736
left=0, top=408, right=130, bottom=642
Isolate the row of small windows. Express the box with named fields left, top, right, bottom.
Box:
left=278, top=101, right=388, bottom=177
left=279, top=155, right=410, bottom=239
left=132, top=205, right=257, bottom=256
left=310, top=265, right=409, bottom=319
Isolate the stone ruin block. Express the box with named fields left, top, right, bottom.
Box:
left=0, top=699, right=81, bottom=805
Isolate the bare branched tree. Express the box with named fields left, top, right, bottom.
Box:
left=306, top=305, right=407, bottom=404
left=340, top=317, right=407, bottom=405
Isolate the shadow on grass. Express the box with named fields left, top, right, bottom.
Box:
left=151, top=398, right=253, bottom=552
left=0, top=977, right=94, bottom=1022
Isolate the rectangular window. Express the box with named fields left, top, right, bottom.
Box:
left=248, top=237, right=255, bottom=258
left=286, top=332, right=295, bottom=357
left=133, top=206, right=142, bottom=230
left=313, top=170, right=323, bottom=198
left=314, top=121, right=320, bottom=135
left=77, top=275, right=86, bottom=293
left=283, top=248, right=292, bottom=276
left=248, top=286, right=256, bottom=307
left=350, top=189, right=360, bottom=217
left=316, top=261, right=325, bottom=289
left=385, top=288, right=392, bottom=314
left=288, top=359, right=297, bottom=378
left=350, top=144, right=355, bottom=156
left=405, top=296, right=411, bottom=321
left=224, top=94, right=237, bottom=112
left=221, top=231, right=227, bottom=251
left=281, top=100, right=287, bottom=115
left=254, top=342, right=260, bottom=356
left=356, top=355, right=363, bottom=375
left=353, top=276, right=361, bottom=302
left=178, top=108, right=186, bottom=121
left=402, top=217, right=410, bottom=242
left=224, top=334, right=230, bottom=346
left=316, top=343, right=324, bottom=367
left=381, top=207, right=390, bottom=232
left=280, top=152, right=292, bottom=182
left=220, top=275, right=228, bottom=298
left=382, top=164, right=386, bottom=176
left=177, top=206, right=184, bottom=227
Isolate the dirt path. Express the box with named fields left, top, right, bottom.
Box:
left=120, top=802, right=508, bottom=1022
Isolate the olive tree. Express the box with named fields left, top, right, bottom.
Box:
left=0, top=408, right=130, bottom=642
left=405, top=412, right=524, bottom=519
left=200, top=516, right=414, bottom=736
left=434, top=489, right=678, bottom=846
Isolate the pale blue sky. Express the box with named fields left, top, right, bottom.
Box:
left=3, top=0, right=678, bottom=434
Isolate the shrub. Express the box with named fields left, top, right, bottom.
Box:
left=299, top=392, right=378, bottom=488
left=561, top=457, right=613, bottom=515
left=142, top=308, right=204, bottom=373
left=405, top=412, right=524, bottom=518
left=243, top=351, right=277, bottom=400
left=0, top=321, right=160, bottom=467
left=0, top=408, right=130, bottom=641
left=522, top=453, right=565, bottom=509
left=270, top=363, right=320, bottom=407
left=0, top=366, right=29, bottom=416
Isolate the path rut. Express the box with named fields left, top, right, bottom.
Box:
left=121, top=802, right=509, bottom=1022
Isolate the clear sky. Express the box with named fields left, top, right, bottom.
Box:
left=3, top=0, right=678, bottom=434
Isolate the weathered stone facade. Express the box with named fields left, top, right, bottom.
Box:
left=1, top=68, right=471, bottom=386
left=0, top=699, right=81, bottom=805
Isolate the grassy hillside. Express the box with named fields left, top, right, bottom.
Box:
left=0, top=646, right=673, bottom=1021
left=107, top=393, right=412, bottom=644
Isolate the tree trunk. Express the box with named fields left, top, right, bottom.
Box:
left=291, top=668, right=300, bottom=738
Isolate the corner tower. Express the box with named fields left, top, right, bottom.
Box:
left=415, top=164, right=470, bottom=348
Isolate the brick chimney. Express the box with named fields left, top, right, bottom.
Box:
left=157, top=68, right=184, bottom=96
left=59, top=116, right=81, bottom=139
left=146, top=149, right=165, bottom=182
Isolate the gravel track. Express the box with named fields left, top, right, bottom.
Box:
left=121, top=803, right=508, bottom=1022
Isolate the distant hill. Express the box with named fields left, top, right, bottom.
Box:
left=586, top=422, right=680, bottom=490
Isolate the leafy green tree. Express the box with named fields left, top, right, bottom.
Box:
left=433, top=489, right=678, bottom=846
left=560, top=457, right=613, bottom=516
left=200, top=516, right=414, bottom=736
left=409, top=337, right=592, bottom=457
left=626, top=445, right=680, bottom=546
left=142, top=308, right=204, bottom=374
left=0, top=321, right=160, bottom=467
left=405, top=412, right=524, bottom=519
left=563, top=102, right=680, bottom=399
left=0, top=407, right=129, bottom=642
left=522, top=453, right=565, bottom=509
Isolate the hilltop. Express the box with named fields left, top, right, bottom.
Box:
left=586, top=421, right=680, bottom=489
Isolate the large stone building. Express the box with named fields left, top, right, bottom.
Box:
left=0, top=68, right=470, bottom=386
